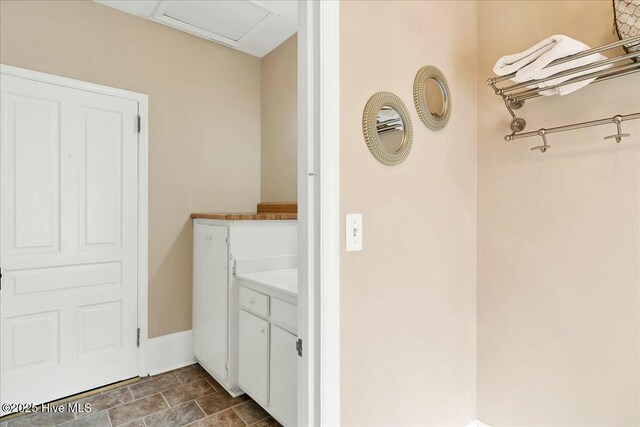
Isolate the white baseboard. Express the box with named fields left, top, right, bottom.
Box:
left=146, top=329, right=195, bottom=375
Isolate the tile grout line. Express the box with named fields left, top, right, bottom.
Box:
left=191, top=399, right=209, bottom=425
left=111, top=375, right=177, bottom=412
left=201, top=399, right=255, bottom=422
left=232, top=402, right=271, bottom=427
left=108, top=392, right=168, bottom=427
left=252, top=414, right=272, bottom=425
left=192, top=399, right=205, bottom=415
left=184, top=402, right=249, bottom=427
left=137, top=393, right=172, bottom=426
left=159, top=393, right=170, bottom=408
left=230, top=405, right=248, bottom=425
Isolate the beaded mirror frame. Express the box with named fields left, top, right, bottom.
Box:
left=362, top=91, right=414, bottom=166
left=413, top=66, right=452, bottom=131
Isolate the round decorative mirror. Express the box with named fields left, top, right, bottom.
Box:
left=413, top=66, right=451, bottom=130
left=362, top=92, right=413, bottom=166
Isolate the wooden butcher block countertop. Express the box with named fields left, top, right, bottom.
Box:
left=191, top=202, right=297, bottom=220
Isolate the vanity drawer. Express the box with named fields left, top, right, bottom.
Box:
left=240, top=287, right=269, bottom=317
left=271, top=298, right=297, bottom=332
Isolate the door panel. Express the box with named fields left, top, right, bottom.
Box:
left=270, top=326, right=297, bottom=427
left=2, top=93, right=60, bottom=256
left=79, top=107, right=124, bottom=249
left=238, top=309, right=269, bottom=406
left=11, top=262, right=121, bottom=296
left=78, top=301, right=122, bottom=356
left=193, top=223, right=229, bottom=381
left=4, top=310, right=59, bottom=375
left=0, top=74, right=139, bottom=410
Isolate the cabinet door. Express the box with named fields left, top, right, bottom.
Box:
left=270, top=326, right=297, bottom=427
left=193, top=223, right=229, bottom=381
left=238, top=309, right=270, bottom=406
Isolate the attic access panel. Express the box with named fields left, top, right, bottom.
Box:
left=153, top=0, right=278, bottom=47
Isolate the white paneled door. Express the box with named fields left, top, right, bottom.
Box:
left=0, top=74, right=140, bottom=410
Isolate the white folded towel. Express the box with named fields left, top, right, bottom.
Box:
left=493, top=35, right=611, bottom=96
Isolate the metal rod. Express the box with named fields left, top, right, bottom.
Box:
left=514, top=64, right=640, bottom=101
left=500, top=51, right=640, bottom=93
left=517, top=68, right=640, bottom=101
left=505, top=112, right=640, bottom=141
left=509, top=62, right=640, bottom=100
left=488, top=35, right=640, bottom=84
left=587, top=67, right=640, bottom=84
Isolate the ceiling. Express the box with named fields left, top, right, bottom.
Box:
left=95, top=0, right=297, bottom=57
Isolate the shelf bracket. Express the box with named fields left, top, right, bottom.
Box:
left=504, top=98, right=526, bottom=133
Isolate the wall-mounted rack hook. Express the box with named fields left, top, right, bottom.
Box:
left=530, top=129, right=550, bottom=153
left=603, top=115, right=630, bottom=143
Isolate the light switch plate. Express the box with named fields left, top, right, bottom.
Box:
left=345, top=214, right=363, bottom=252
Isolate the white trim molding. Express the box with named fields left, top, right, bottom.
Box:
left=146, top=330, right=196, bottom=376
left=297, top=1, right=340, bottom=426
left=317, top=2, right=340, bottom=426
left=0, top=65, right=149, bottom=102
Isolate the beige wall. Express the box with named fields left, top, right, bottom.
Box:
left=3, top=1, right=637, bottom=423
left=0, top=0, right=262, bottom=338
left=477, top=1, right=640, bottom=426
left=340, top=1, right=478, bottom=425
left=260, top=34, right=297, bottom=202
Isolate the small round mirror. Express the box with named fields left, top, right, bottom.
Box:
left=414, top=66, right=451, bottom=130
left=377, top=106, right=405, bottom=153
left=425, top=78, right=446, bottom=118
left=362, top=92, right=413, bottom=166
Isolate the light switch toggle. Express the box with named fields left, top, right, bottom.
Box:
left=346, top=214, right=363, bottom=252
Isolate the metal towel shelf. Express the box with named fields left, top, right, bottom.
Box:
left=487, top=35, right=640, bottom=152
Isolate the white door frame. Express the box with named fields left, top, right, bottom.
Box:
left=297, top=1, right=340, bottom=426
left=0, top=64, right=150, bottom=381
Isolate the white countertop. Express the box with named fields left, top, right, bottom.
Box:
left=236, top=268, right=298, bottom=296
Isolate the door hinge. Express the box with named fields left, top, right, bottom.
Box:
left=0, top=267, right=2, bottom=290
left=296, top=338, right=303, bottom=357
left=137, top=328, right=141, bottom=347
left=137, top=115, right=141, bottom=134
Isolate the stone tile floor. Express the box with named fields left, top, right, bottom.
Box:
left=0, top=364, right=282, bottom=427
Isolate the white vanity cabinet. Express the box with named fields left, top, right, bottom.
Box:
left=238, top=309, right=270, bottom=406
left=269, top=324, right=297, bottom=426
left=192, top=218, right=296, bottom=396
left=193, top=223, right=229, bottom=386
left=237, top=280, right=298, bottom=427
